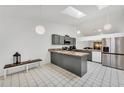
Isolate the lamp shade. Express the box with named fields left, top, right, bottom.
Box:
left=77, top=30, right=81, bottom=34
left=35, top=25, right=45, bottom=35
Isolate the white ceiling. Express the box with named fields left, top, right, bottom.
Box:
left=0, top=5, right=124, bottom=36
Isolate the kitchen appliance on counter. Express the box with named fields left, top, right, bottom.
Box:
left=83, top=47, right=93, bottom=49
left=70, top=45, right=76, bottom=50
left=103, top=47, right=109, bottom=52
left=62, top=47, right=68, bottom=50
left=64, top=35, right=71, bottom=45
left=62, top=46, right=76, bottom=51
left=102, top=37, right=124, bottom=70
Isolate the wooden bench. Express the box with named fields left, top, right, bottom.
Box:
left=4, top=59, right=42, bottom=79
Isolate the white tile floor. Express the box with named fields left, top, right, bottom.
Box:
left=0, top=61, right=124, bottom=87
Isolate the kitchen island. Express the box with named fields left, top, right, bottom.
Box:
left=48, top=49, right=89, bottom=77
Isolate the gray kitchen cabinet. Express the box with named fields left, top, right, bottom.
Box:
left=59, top=36, right=64, bottom=45
left=52, top=34, right=60, bottom=45
left=51, top=52, right=64, bottom=67
left=70, top=38, right=76, bottom=45
left=52, top=34, right=76, bottom=45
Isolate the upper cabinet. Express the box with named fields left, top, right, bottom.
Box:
left=52, top=34, right=76, bottom=45
left=70, top=38, right=76, bottom=45
left=59, top=36, right=65, bottom=45
left=52, top=34, right=60, bottom=45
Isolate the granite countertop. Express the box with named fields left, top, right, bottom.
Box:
left=48, top=49, right=89, bottom=57
left=75, top=49, right=102, bottom=52
left=102, top=52, right=124, bottom=55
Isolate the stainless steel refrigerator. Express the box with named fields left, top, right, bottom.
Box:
left=102, top=37, right=124, bottom=70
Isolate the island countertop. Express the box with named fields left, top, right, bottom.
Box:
left=48, top=48, right=89, bottom=57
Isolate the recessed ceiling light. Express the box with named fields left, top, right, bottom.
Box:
left=62, top=6, right=86, bottom=19
left=96, top=5, right=109, bottom=10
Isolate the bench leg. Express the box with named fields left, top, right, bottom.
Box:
left=4, top=69, right=7, bottom=79
left=26, top=65, right=28, bottom=73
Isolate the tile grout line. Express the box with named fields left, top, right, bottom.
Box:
left=33, top=68, right=51, bottom=86
left=81, top=63, right=100, bottom=87
left=91, top=65, right=104, bottom=87
left=116, top=69, right=120, bottom=87
left=100, top=66, right=107, bottom=87
left=109, top=67, right=112, bottom=87
left=29, top=70, right=39, bottom=87
left=10, top=73, right=12, bottom=87
left=23, top=71, right=30, bottom=87
left=38, top=67, right=58, bottom=87
left=32, top=69, right=51, bottom=86
left=17, top=72, right=20, bottom=87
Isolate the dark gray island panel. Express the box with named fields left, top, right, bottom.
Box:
left=50, top=52, right=87, bottom=77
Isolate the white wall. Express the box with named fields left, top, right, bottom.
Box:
left=76, top=41, right=90, bottom=49
left=76, top=32, right=124, bottom=49
left=0, top=17, right=76, bottom=76
left=78, top=33, right=124, bottom=41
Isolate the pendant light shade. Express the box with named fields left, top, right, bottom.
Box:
left=35, top=25, right=45, bottom=35
left=35, top=6, right=46, bottom=35
left=76, top=23, right=81, bottom=35
left=104, top=6, right=112, bottom=31
left=104, top=24, right=112, bottom=31
left=77, top=30, right=81, bottom=34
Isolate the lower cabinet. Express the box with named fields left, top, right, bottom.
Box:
left=52, top=34, right=60, bottom=45
left=59, top=36, right=64, bottom=45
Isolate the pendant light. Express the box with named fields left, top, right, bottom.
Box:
left=104, top=6, right=112, bottom=31
left=76, top=24, right=81, bottom=35
left=104, top=24, right=112, bottom=31
left=77, top=30, right=81, bottom=34
left=76, top=19, right=81, bottom=35
left=35, top=6, right=46, bottom=35
left=35, top=25, right=45, bottom=35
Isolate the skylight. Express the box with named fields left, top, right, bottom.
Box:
left=62, top=6, right=86, bottom=19
left=96, top=5, right=109, bottom=10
